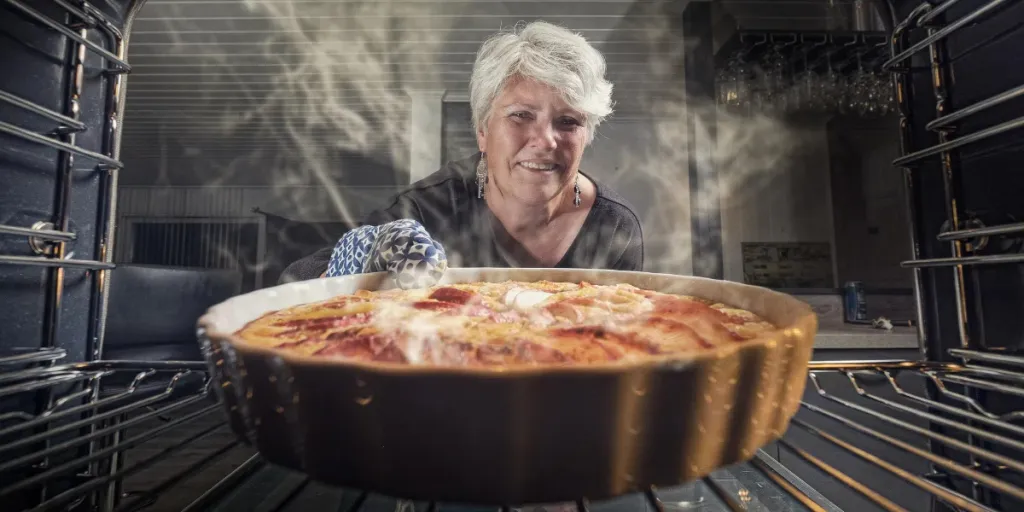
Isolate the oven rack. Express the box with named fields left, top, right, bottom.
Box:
left=0, top=359, right=227, bottom=511
left=1, top=1, right=135, bottom=508
left=0, top=0, right=127, bottom=369
left=885, top=6, right=1024, bottom=510
left=2, top=351, right=1023, bottom=512
left=888, top=0, right=1024, bottom=271
left=191, top=355, right=1024, bottom=512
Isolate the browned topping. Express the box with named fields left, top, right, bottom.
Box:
left=239, top=280, right=777, bottom=366
left=315, top=333, right=407, bottom=363
left=653, top=296, right=725, bottom=320
left=642, top=316, right=713, bottom=349
left=272, top=312, right=372, bottom=331
left=411, top=300, right=456, bottom=311
left=274, top=338, right=311, bottom=349
left=476, top=344, right=517, bottom=365
left=322, top=297, right=368, bottom=308
left=516, top=341, right=568, bottom=364
left=545, top=301, right=585, bottom=322
left=429, top=287, right=476, bottom=305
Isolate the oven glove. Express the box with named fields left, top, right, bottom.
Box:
left=325, top=219, right=448, bottom=289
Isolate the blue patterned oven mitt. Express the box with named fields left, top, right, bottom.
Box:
left=325, top=219, right=448, bottom=289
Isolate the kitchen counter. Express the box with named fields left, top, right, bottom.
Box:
left=814, top=323, right=919, bottom=350
left=790, top=292, right=920, bottom=350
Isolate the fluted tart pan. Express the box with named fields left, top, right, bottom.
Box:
left=197, top=268, right=817, bottom=505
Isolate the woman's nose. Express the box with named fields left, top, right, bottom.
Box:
left=528, top=122, right=558, bottom=150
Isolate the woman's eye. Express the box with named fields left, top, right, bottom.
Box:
left=510, top=112, right=531, bottom=119
left=559, top=117, right=582, bottom=127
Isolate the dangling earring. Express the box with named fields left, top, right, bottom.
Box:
left=573, top=174, right=582, bottom=207
left=476, top=153, right=487, bottom=199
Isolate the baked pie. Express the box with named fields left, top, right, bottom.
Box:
left=235, top=280, right=779, bottom=366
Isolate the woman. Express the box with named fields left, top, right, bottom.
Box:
left=282, top=21, right=644, bottom=284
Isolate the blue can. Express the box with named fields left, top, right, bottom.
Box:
left=844, top=281, right=868, bottom=322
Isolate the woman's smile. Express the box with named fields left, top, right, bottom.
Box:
left=517, top=160, right=560, bottom=172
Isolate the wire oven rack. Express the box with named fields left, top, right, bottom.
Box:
left=5, top=354, right=1024, bottom=512
left=0, top=0, right=1022, bottom=511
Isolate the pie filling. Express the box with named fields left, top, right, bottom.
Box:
left=234, top=280, right=779, bottom=366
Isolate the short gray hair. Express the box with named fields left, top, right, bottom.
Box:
left=469, top=21, right=614, bottom=145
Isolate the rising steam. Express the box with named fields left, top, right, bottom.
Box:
left=596, top=3, right=805, bottom=278
left=135, top=0, right=805, bottom=280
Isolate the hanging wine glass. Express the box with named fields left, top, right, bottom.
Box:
left=856, top=41, right=874, bottom=115
left=817, top=54, right=842, bottom=112
left=721, top=54, right=753, bottom=112
left=793, top=48, right=820, bottom=112
left=875, top=69, right=896, bottom=116
left=761, top=44, right=788, bottom=114
left=716, top=66, right=732, bottom=107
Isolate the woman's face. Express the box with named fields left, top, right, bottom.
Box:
left=477, top=77, right=587, bottom=206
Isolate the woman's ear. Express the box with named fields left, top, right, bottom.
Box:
left=476, top=126, right=487, bottom=153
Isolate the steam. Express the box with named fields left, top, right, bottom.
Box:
left=142, top=0, right=455, bottom=224
left=370, top=299, right=442, bottom=365
left=612, top=101, right=804, bottom=277
left=133, top=0, right=806, bottom=281
left=594, top=3, right=805, bottom=278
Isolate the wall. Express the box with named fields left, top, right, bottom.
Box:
left=116, top=186, right=397, bottom=222
left=581, top=119, right=694, bottom=276
left=719, top=116, right=838, bottom=286
left=716, top=113, right=913, bottom=290
left=113, top=185, right=397, bottom=261
left=828, top=115, right=914, bottom=289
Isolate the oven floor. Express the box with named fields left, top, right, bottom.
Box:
left=115, top=402, right=825, bottom=512
left=118, top=405, right=256, bottom=512
left=199, top=455, right=821, bottom=512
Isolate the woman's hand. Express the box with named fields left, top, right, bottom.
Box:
left=366, top=219, right=448, bottom=289
left=325, top=225, right=380, bottom=278
left=324, top=220, right=447, bottom=289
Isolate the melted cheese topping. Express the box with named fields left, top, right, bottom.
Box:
left=235, top=280, right=779, bottom=366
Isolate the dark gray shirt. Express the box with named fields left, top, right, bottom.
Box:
left=280, top=153, right=644, bottom=282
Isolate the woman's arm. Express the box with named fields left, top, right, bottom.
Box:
left=277, top=194, right=423, bottom=284
left=280, top=246, right=333, bottom=283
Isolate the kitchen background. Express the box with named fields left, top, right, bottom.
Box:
left=114, top=0, right=914, bottom=328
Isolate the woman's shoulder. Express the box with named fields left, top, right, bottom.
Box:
left=405, top=153, right=479, bottom=196
left=380, top=154, right=478, bottom=203
left=363, top=153, right=480, bottom=226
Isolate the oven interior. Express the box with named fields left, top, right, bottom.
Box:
left=1, top=0, right=1023, bottom=511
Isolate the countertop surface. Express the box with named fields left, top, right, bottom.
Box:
left=814, top=323, right=918, bottom=350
